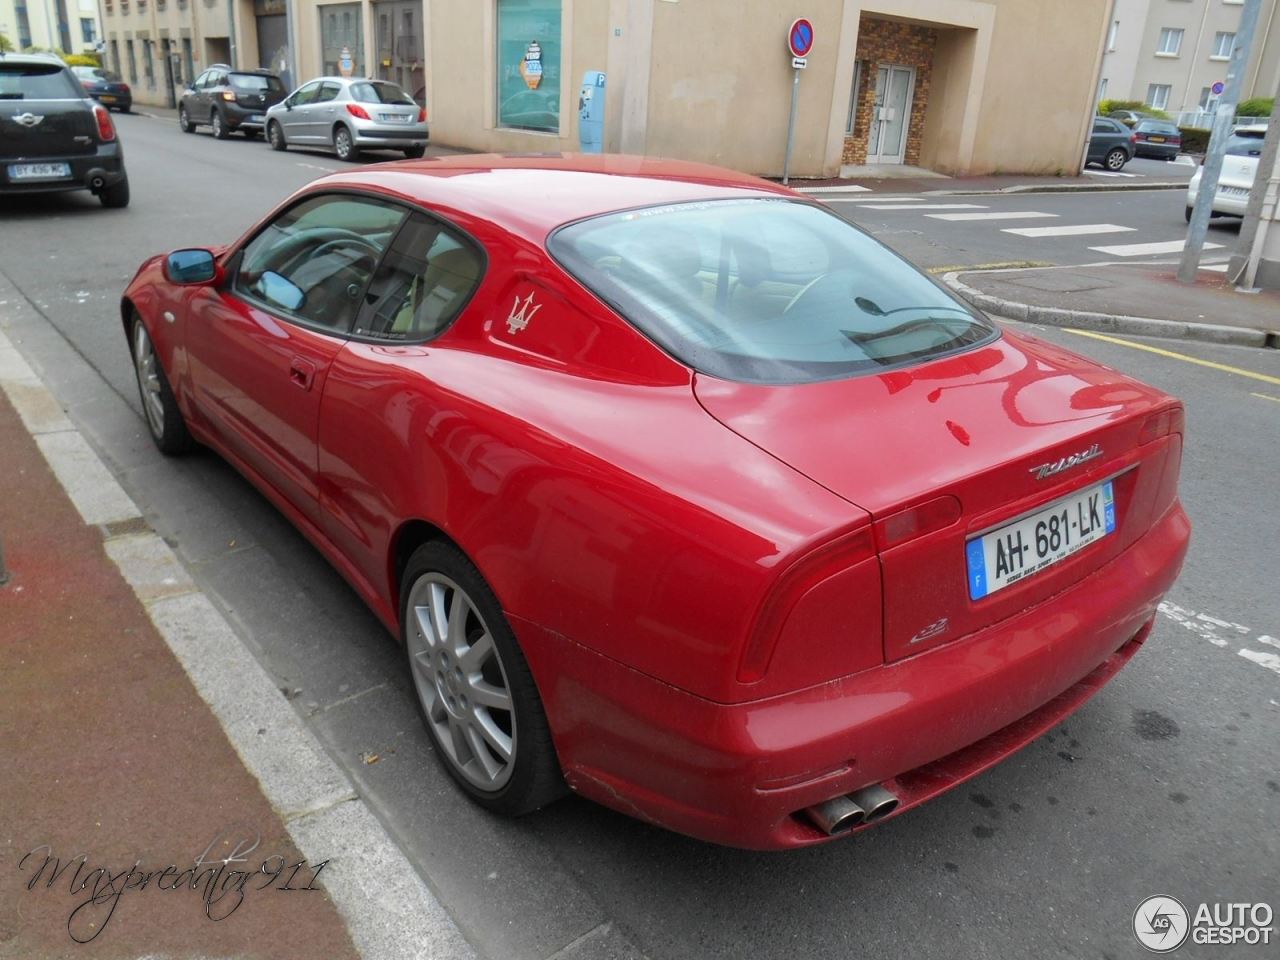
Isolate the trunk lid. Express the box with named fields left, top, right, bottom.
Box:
left=1, top=62, right=98, bottom=159
left=694, top=331, right=1181, bottom=662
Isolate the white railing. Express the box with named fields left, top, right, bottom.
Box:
left=1170, top=110, right=1270, bottom=130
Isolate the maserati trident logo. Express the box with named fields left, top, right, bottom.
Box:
left=506, top=291, right=541, bottom=335
left=13, top=112, right=45, bottom=128
left=1028, top=443, right=1103, bottom=481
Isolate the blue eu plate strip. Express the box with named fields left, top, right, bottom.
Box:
left=966, top=537, right=988, bottom=601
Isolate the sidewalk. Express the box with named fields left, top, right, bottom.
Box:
left=0, top=327, right=476, bottom=959
left=946, top=261, right=1280, bottom=348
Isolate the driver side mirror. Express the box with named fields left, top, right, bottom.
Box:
left=164, top=248, right=220, bottom=285
left=284, top=97, right=294, bottom=110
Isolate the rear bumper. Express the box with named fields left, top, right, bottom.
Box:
left=1187, top=182, right=1249, bottom=216
left=0, top=146, right=126, bottom=195
left=521, top=500, right=1190, bottom=849
left=1136, top=142, right=1179, bottom=159
left=93, top=92, right=133, bottom=110
left=351, top=123, right=429, bottom=148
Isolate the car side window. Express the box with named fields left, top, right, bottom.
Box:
left=354, top=213, right=485, bottom=341
left=316, top=82, right=342, bottom=103
left=292, top=81, right=321, bottom=106
left=1092, top=120, right=1109, bottom=134
left=193, top=71, right=210, bottom=89
left=234, top=194, right=407, bottom=333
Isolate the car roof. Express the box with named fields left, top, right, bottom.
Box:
left=0, top=52, right=70, bottom=67
left=310, top=154, right=796, bottom=242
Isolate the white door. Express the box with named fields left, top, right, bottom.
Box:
left=867, top=65, right=915, bottom=164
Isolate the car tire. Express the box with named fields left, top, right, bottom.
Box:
left=1105, top=147, right=1128, bottom=171
left=333, top=125, right=359, bottom=162
left=211, top=109, right=229, bottom=140
left=267, top=121, right=287, bottom=151
left=118, top=106, right=130, bottom=114
left=130, top=315, right=195, bottom=455
left=1185, top=205, right=1193, bottom=223
left=243, top=128, right=259, bottom=140
left=179, top=105, right=194, bottom=133
left=403, top=145, right=427, bottom=159
left=401, top=540, right=565, bottom=816
left=99, top=177, right=130, bottom=209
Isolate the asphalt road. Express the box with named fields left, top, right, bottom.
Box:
left=3, top=113, right=1277, bottom=960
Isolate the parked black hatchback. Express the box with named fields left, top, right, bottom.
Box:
left=179, top=65, right=287, bottom=139
left=0, top=53, right=130, bottom=207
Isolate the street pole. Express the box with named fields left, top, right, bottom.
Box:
left=1178, top=0, right=1263, bottom=283
left=782, top=66, right=800, bottom=185
left=1228, top=67, right=1280, bottom=290
left=228, top=0, right=237, bottom=68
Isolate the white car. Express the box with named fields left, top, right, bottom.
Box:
left=1185, top=128, right=1265, bottom=221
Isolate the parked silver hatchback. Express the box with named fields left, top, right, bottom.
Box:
left=265, top=77, right=427, bottom=161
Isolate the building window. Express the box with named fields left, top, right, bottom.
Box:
left=1098, top=77, right=1108, bottom=102
left=496, top=0, right=562, bottom=134
left=126, top=39, right=137, bottom=84
left=81, top=18, right=96, bottom=43
left=1211, top=31, right=1235, bottom=59
left=1156, top=28, right=1183, bottom=56
left=1107, top=20, right=1119, bottom=51
left=846, top=60, right=863, bottom=134
left=321, top=4, right=364, bottom=76
left=182, top=37, right=194, bottom=86
left=110, top=38, right=120, bottom=75
left=1199, top=87, right=1219, bottom=112
left=14, top=2, right=32, bottom=48
left=142, top=38, right=154, bottom=86
left=1146, top=83, right=1172, bottom=111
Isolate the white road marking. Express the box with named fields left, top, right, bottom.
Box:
left=296, top=162, right=332, bottom=172
left=926, top=211, right=1059, bottom=222
left=1159, top=602, right=1279, bottom=683
left=1084, top=170, right=1141, bottom=178
left=1003, top=223, right=1136, bottom=238
left=797, top=184, right=872, bottom=194
left=860, top=203, right=987, bottom=211
left=830, top=195, right=917, bottom=203
left=1089, top=239, right=1225, bottom=257
left=1201, top=263, right=1229, bottom=272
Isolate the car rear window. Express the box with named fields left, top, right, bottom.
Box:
left=230, top=73, right=285, bottom=93
left=1136, top=121, right=1179, bottom=135
left=349, top=81, right=415, bottom=105
left=1225, top=133, right=1264, bottom=157
left=0, top=63, right=84, bottom=100
left=550, top=198, right=998, bottom=384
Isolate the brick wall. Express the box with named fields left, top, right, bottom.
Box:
left=843, top=17, right=937, bottom=166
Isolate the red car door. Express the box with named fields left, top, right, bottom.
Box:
left=184, top=192, right=408, bottom=522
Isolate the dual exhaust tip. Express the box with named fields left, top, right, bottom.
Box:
left=805, top=784, right=900, bottom=835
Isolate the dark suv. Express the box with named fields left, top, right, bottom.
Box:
left=0, top=53, right=130, bottom=207
left=179, top=65, right=287, bottom=139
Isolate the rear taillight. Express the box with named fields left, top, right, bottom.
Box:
left=120, top=83, right=131, bottom=93
left=1131, top=133, right=1138, bottom=143
left=346, top=103, right=370, bottom=120
left=1139, top=405, right=1185, bottom=444
left=94, top=105, right=116, bottom=142
left=417, top=107, right=427, bottom=122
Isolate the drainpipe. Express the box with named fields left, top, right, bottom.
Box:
left=228, top=0, right=237, bottom=68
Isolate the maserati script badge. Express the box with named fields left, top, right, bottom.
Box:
left=1028, top=443, right=1103, bottom=480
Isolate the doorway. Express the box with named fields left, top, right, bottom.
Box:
left=866, top=64, right=915, bottom=164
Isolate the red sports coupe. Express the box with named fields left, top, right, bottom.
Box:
left=121, top=155, right=1189, bottom=849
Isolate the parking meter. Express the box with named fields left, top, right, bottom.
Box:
left=578, top=71, right=606, bottom=154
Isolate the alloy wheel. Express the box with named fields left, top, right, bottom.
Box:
left=132, top=323, right=165, bottom=439
left=406, top=573, right=516, bottom=791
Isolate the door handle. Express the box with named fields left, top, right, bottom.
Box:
left=289, top=356, right=316, bottom=390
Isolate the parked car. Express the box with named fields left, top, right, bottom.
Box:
left=1185, top=127, right=1265, bottom=221
left=1087, top=116, right=1134, bottom=171
left=1, top=53, right=130, bottom=207
left=265, top=77, right=427, bottom=161
left=1131, top=119, right=1182, bottom=160
left=121, top=155, right=1188, bottom=849
left=1107, top=109, right=1151, bottom=127
left=179, top=65, right=286, bottom=139
left=70, top=65, right=132, bottom=113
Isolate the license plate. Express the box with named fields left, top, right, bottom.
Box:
left=100, top=95, right=117, bottom=103
left=246, top=114, right=264, bottom=123
left=379, top=113, right=412, bottom=123
left=966, top=481, right=1116, bottom=600
left=1221, top=186, right=1250, bottom=197
left=8, top=162, right=72, bottom=181
left=1149, top=136, right=1166, bottom=143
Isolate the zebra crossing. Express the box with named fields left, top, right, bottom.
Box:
left=825, top=194, right=1225, bottom=262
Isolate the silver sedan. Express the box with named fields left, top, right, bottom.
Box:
left=265, top=77, right=428, bottom=161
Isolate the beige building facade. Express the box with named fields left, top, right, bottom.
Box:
left=1100, top=0, right=1280, bottom=121
left=1, top=0, right=103, bottom=54
left=99, top=0, right=1114, bottom=177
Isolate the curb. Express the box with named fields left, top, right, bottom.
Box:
left=0, top=327, right=478, bottom=960
left=942, top=270, right=1275, bottom=349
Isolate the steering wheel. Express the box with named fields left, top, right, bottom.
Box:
left=782, top=270, right=858, bottom=318
left=311, top=234, right=382, bottom=264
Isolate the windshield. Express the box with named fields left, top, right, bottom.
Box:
left=1226, top=133, right=1264, bottom=157
left=350, top=81, right=415, bottom=105
left=550, top=198, right=997, bottom=384
left=0, top=64, right=84, bottom=100
left=230, top=73, right=285, bottom=93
